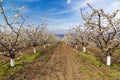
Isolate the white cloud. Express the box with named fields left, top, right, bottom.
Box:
left=105, top=1, right=120, bottom=13
left=67, top=0, right=71, bottom=4
left=65, top=0, right=120, bottom=18
left=53, top=9, right=73, bottom=14
left=47, top=17, right=82, bottom=34
left=19, top=0, right=120, bottom=34
left=48, top=0, right=120, bottom=34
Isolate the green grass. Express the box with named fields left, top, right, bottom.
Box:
left=81, top=53, right=120, bottom=79
left=106, top=72, right=120, bottom=78
left=73, top=48, right=120, bottom=80
left=0, top=52, right=43, bottom=79
left=80, top=52, right=105, bottom=67
left=114, top=49, right=120, bottom=53
left=110, top=64, right=120, bottom=72
left=72, top=48, right=105, bottom=67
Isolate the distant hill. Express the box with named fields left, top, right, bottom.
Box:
left=56, top=34, right=64, bottom=38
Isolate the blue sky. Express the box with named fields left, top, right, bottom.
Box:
left=1, top=0, right=120, bottom=34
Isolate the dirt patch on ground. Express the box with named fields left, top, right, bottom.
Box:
left=8, top=43, right=83, bottom=80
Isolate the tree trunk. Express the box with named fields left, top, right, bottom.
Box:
left=83, top=47, right=86, bottom=53
left=106, top=55, right=111, bottom=66
left=75, top=45, right=78, bottom=49
left=33, top=47, right=36, bottom=53
left=44, top=45, right=46, bottom=48
left=11, top=58, right=15, bottom=67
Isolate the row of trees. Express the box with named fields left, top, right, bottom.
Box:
left=1, top=0, right=120, bottom=67
left=64, top=3, right=120, bottom=66
left=64, top=25, right=90, bottom=53
left=0, top=0, right=59, bottom=67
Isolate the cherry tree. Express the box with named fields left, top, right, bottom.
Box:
left=40, top=30, right=60, bottom=49
left=64, top=29, right=79, bottom=48
left=74, top=25, right=90, bottom=53
left=80, top=3, right=120, bottom=66
left=39, top=27, right=49, bottom=49
left=47, top=33, right=61, bottom=46
left=64, top=25, right=90, bottom=53
left=0, top=0, right=27, bottom=66
left=26, top=21, right=47, bottom=53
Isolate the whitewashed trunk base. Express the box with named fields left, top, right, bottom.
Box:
left=75, top=45, right=78, bottom=49
left=11, top=58, right=15, bottom=67
left=106, top=56, right=111, bottom=66
left=33, top=47, right=36, bottom=53
left=44, top=45, right=46, bottom=48
left=83, top=47, right=86, bottom=53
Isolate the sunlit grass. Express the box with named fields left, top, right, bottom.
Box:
left=114, top=49, right=120, bottom=53
left=72, top=48, right=120, bottom=80
left=0, top=52, right=43, bottom=79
